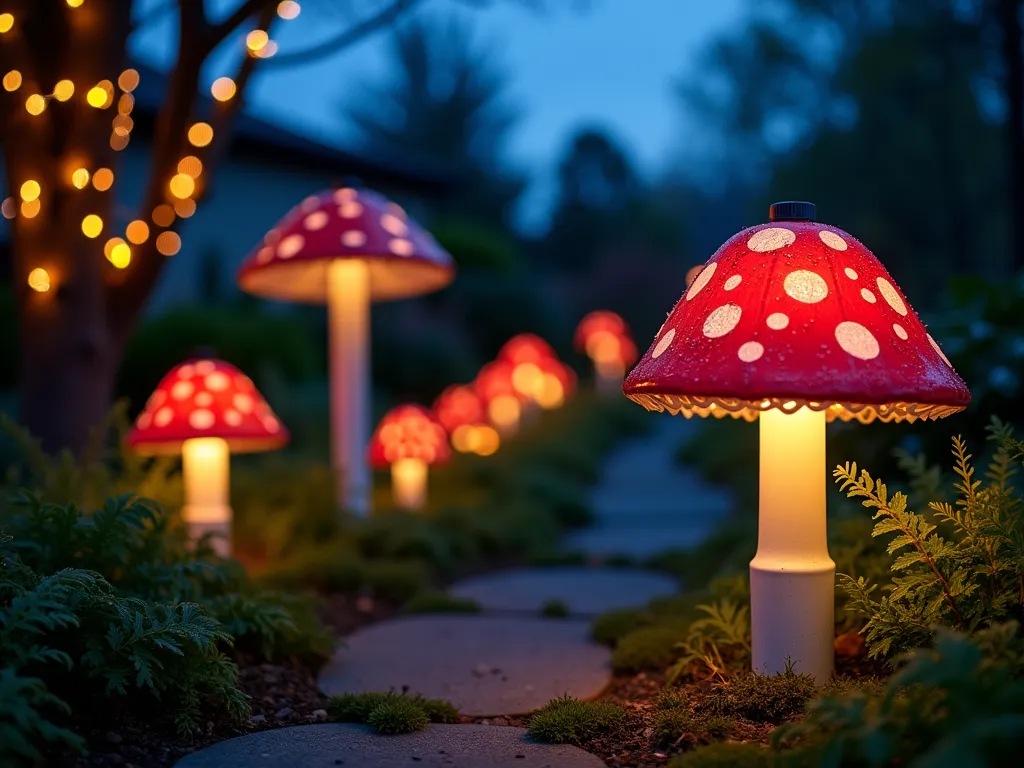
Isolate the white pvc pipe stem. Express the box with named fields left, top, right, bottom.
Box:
left=328, top=260, right=372, bottom=518
left=391, top=457, right=428, bottom=511
left=181, top=437, right=232, bottom=557
left=750, top=407, right=834, bottom=683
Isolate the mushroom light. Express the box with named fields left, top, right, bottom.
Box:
left=126, top=358, right=289, bottom=556
left=474, top=360, right=524, bottom=437
left=497, top=333, right=575, bottom=411
left=623, top=201, right=970, bottom=683
left=432, top=385, right=500, bottom=455
left=369, top=405, right=450, bottom=511
left=575, top=311, right=638, bottom=394
left=238, top=188, right=455, bottom=517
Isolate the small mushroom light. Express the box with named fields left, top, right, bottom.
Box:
left=574, top=311, right=638, bottom=394
left=126, top=358, right=289, bottom=556
left=474, top=360, right=524, bottom=437
left=623, top=201, right=970, bottom=683
left=498, top=334, right=568, bottom=412
left=432, top=385, right=500, bottom=455
left=369, top=405, right=450, bottom=510
left=238, top=188, right=455, bottom=518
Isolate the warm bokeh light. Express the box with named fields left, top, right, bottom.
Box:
left=2, top=70, right=21, bottom=91
left=19, top=180, right=40, bottom=202
left=81, top=214, right=103, bottom=238
left=117, top=69, right=139, bottom=92
left=178, top=155, right=203, bottom=177
left=71, top=168, right=90, bottom=189
left=155, top=231, right=181, bottom=256
left=106, top=238, right=131, bottom=268
left=211, top=77, right=236, bottom=101
left=277, top=1, right=301, bottom=20
left=152, top=204, right=175, bottom=227
left=25, top=94, right=46, bottom=115
left=1, top=197, right=15, bottom=219
left=0, top=13, right=13, bottom=34
left=511, top=362, right=545, bottom=400
left=67, top=0, right=85, bottom=7
left=488, top=395, right=521, bottom=431
left=188, top=122, right=213, bottom=147
left=686, top=264, right=703, bottom=287
left=246, top=29, right=269, bottom=52
left=53, top=79, right=74, bottom=101
left=173, top=198, right=196, bottom=218
left=27, top=268, right=51, bottom=292
left=536, top=373, right=566, bottom=409
left=87, top=81, right=113, bottom=108
left=20, top=199, right=40, bottom=219
left=112, top=114, right=133, bottom=136
left=117, top=93, right=134, bottom=115
left=253, top=40, right=278, bottom=59
left=169, top=173, right=195, bottom=199
left=450, top=424, right=501, bottom=456
left=92, top=167, right=113, bottom=191
left=126, top=220, right=150, bottom=244
left=109, top=133, right=129, bottom=151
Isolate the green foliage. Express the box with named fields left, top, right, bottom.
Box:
left=327, top=691, right=459, bottom=733
left=401, top=591, right=481, bottom=615
left=834, top=422, right=1024, bottom=660
left=0, top=668, right=84, bottom=763
left=591, top=607, right=647, bottom=646
left=540, top=599, right=570, bottom=618
left=651, top=691, right=735, bottom=748
left=526, top=695, right=627, bottom=746
left=612, top=626, right=684, bottom=673
left=667, top=742, right=771, bottom=768
left=699, top=670, right=817, bottom=725
left=776, top=624, right=1024, bottom=766
left=667, top=601, right=751, bottom=683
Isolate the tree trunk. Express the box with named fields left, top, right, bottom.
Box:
left=1000, top=0, right=1024, bottom=273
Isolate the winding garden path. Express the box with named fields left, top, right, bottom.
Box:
left=178, top=411, right=733, bottom=767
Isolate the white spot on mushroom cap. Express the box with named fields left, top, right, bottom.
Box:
left=877, top=277, right=907, bottom=316
left=651, top=328, right=675, bottom=359
left=178, top=365, right=195, bottom=379
left=724, top=275, right=742, bottom=291
left=195, top=392, right=213, bottom=407
left=154, top=407, right=173, bottom=427
left=747, top=227, right=795, bottom=252
left=195, top=360, right=216, bottom=376
left=148, top=390, right=167, bottom=409
left=738, top=341, right=764, bottom=362
left=342, top=230, right=367, bottom=248
left=766, top=312, right=789, bottom=330
left=233, top=393, right=254, bottom=414
left=819, top=230, right=848, bottom=251
left=137, top=412, right=152, bottom=429
left=334, top=187, right=357, bottom=203
left=389, top=238, right=414, bottom=256
left=256, top=247, right=274, bottom=264
left=784, top=270, right=829, bottom=304
left=304, top=211, right=329, bottom=231
left=861, top=288, right=876, bottom=303
left=190, top=409, right=215, bottom=430
left=339, top=202, right=363, bottom=219
left=171, top=380, right=194, bottom=400
left=703, top=304, right=742, bottom=338
left=381, top=213, right=408, bottom=236
left=686, top=262, right=717, bottom=300
left=844, top=267, right=858, bottom=280
left=262, top=414, right=280, bottom=432
left=893, top=323, right=908, bottom=340
left=835, top=321, right=879, bottom=360
left=300, top=195, right=321, bottom=213
left=928, top=334, right=952, bottom=366
left=205, top=372, right=230, bottom=392
left=277, top=234, right=304, bottom=259
left=224, top=409, right=242, bottom=427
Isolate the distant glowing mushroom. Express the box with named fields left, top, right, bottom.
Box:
left=126, top=357, right=289, bottom=556
left=237, top=188, right=455, bottom=517
left=474, top=360, right=524, bottom=436
left=574, top=311, right=638, bottom=394
left=432, top=384, right=501, bottom=456
left=623, top=201, right=971, bottom=683
left=498, top=334, right=563, bottom=411
left=369, top=405, right=450, bottom=511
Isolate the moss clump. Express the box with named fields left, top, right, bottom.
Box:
left=401, top=591, right=481, bottom=615
left=590, top=608, right=649, bottom=646
left=540, top=599, right=570, bottom=618
left=366, top=696, right=430, bottom=734
left=327, top=691, right=460, bottom=732
left=698, top=671, right=816, bottom=724
left=527, top=695, right=627, bottom=746
left=652, top=690, right=736, bottom=747
left=611, top=626, right=682, bottom=673
left=819, top=675, right=886, bottom=699
left=667, top=742, right=771, bottom=768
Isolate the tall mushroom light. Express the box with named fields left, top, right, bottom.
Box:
left=238, top=188, right=455, bottom=517
left=623, top=201, right=970, bottom=683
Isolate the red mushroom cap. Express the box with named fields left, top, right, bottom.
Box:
left=126, top=358, right=289, bottom=455
left=473, top=360, right=521, bottom=404
left=540, top=356, right=578, bottom=397
left=368, top=404, right=450, bottom=468
left=497, top=334, right=557, bottom=366
left=574, top=311, right=628, bottom=350
left=432, top=385, right=487, bottom=433
left=237, top=187, right=455, bottom=304
left=623, top=219, right=971, bottom=424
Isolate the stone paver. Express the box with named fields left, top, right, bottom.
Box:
left=565, top=415, right=734, bottom=558
left=176, top=724, right=606, bottom=768
left=318, top=616, right=611, bottom=716
left=449, top=567, right=677, bottom=615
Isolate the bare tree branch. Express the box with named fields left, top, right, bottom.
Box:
left=207, top=0, right=274, bottom=52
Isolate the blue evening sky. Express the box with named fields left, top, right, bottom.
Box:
left=131, top=0, right=744, bottom=230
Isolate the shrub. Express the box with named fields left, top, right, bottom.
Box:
left=612, top=626, right=683, bottom=673
left=526, top=695, right=627, bottom=746
left=327, top=691, right=459, bottom=732
left=668, top=601, right=751, bottom=683
left=698, top=670, right=817, bottom=724
left=667, top=742, right=772, bottom=768
left=401, top=591, right=481, bottom=615
left=540, top=599, right=570, bottom=618
left=591, top=608, right=649, bottom=646
left=366, top=696, right=431, bottom=734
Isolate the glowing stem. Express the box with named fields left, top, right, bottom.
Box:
left=391, top=457, right=428, bottom=510
left=594, top=358, right=625, bottom=396
left=328, top=260, right=372, bottom=518
left=750, top=407, right=834, bottom=683
left=181, top=437, right=232, bottom=557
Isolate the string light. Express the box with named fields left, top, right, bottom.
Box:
left=71, top=168, right=90, bottom=188
left=53, top=80, right=74, bottom=101
left=66, top=0, right=85, bottom=7
left=19, top=180, right=40, bottom=202
left=211, top=77, right=236, bottom=101
left=156, top=231, right=181, bottom=256
left=112, top=114, right=133, bottom=136
left=253, top=40, right=278, bottom=59
left=173, top=198, right=196, bottom=218
left=246, top=29, right=269, bottom=52
left=81, top=214, right=103, bottom=238
left=25, top=94, right=46, bottom=115
left=27, top=268, right=51, bottom=292
left=152, top=204, right=175, bottom=227
left=126, top=220, right=150, bottom=244
left=1, top=198, right=15, bottom=219
left=86, top=81, right=113, bottom=108
left=117, top=93, right=134, bottom=115
left=187, top=122, right=213, bottom=147
left=20, top=200, right=40, bottom=218
left=277, top=1, right=301, bottom=19
left=169, top=173, right=195, bottom=199
left=109, top=133, right=129, bottom=150
left=105, top=238, right=131, bottom=268
left=177, top=156, right=203, bottom=177
left=3, top=70, right=22, bottom=91
left=117, top=69, right=139, bottom=92
left=92, top=167, right=113, bottom=191
left=0, top=14, right=13, bottom=34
